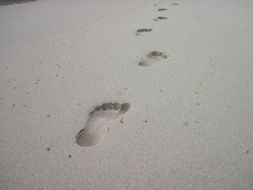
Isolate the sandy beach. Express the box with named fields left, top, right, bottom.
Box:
left=0, top=0, right=253, bottom=189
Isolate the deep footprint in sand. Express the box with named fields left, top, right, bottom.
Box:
left=76, top=103, right=130, bottom=147
left=138, top=51, right=168, bottom=66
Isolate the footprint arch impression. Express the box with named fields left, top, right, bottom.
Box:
left=76, top=102, right=130, bottom=147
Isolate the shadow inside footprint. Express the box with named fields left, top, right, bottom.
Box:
left=137, top=28, right=152, bottom=33
left=139, top=51, right=168, bottom=66
left=154, top=16, right=168, bottom=21
left=148, top=51, right=168, bottom=59
left=76, top=102, right=130, bottom=147
left=136, top=28, right=153, bottom=35
left=157, top=8, right=168, bottom=11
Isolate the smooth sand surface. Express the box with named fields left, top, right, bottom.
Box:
left=0, top=0, right=253, bottom=189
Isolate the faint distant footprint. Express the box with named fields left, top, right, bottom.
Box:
left=153, top=16, right=168, bottom=21
left=171, top=3, right=179, bottom=6
left=76, top=102, right=130, bottom=147
left=136, top=28, right=153, bottom=35
left=139, top=51, right=168, bottom=66
left=157, top=8, right=168, bottom=11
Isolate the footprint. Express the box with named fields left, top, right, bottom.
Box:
left=171, top=3, right=179, bottom=6
left=153, top=16, right=168, bottom=21
left=0, top=0, right=37, bottom=6
left=138, top=51, right=168, bottom=66
left=157, top=8, right=168, bottom=11
left=136, top=28, right=153, bottom=35
left=76, top=102, right=130, bottom=147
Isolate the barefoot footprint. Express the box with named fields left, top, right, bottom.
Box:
left=157, top=8, right=168, bottom=11
left=138, top=51, right=168, bottom=66
left=171, top=3, right=179, bottom=6
left=76, top=103, right=130, bottom=147
left=136, top=28, right=153, bottom=35
left=153, top=16, right=168, bottom=21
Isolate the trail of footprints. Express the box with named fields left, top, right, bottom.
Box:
left=76, top=5, right=173, bottom=147
left=0, top=3, right=175, bottom=148
left=135, top=7, right=170, bottom=66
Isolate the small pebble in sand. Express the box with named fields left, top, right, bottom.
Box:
left=184, top=122, right=189, bottom=126
left=68, top=155, right=72, bottom=158
left=145, top=120, right=148, bottom=123
left=246, top=150, right=249, bottom=154
left=46, top=114, right=51, bottom=118
left=46, top=147, right=51, bottom=151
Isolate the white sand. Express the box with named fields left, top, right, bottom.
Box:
left=0, top=0, right=253, bottom=189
